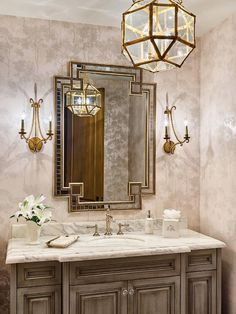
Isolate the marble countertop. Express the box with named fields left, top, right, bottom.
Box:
left=6, top=229, right=226, bottom=264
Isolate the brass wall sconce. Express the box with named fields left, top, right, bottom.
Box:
left=19, top=83, right=53, bottom=153
left=163, top=93, right=190, bottom=154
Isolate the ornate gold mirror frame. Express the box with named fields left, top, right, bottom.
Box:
left=54, top=61, right=156, bottom=212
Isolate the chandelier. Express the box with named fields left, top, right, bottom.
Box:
left=122, top=0, right=196, bottom=72
left=66, top=75, right=102, bottom=117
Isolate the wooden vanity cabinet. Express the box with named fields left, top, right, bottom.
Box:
left=69, top=276, right=180, bottom=314
left=68, top=253, right=181, bottom=314
left=185, top=249, right=221, bottom=314
left=10, top=249, right=222, bottom=314
left=70, top=281, right=128, bottom=314
left=11, top=261, right=62, bottom=314
left=187, top=271, right=216, bottom=314
left=129, top=276, right=180, bottom=314
left=17, top=285, right=61, bottom=314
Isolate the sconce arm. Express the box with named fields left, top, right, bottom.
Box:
left=169, top=137, right=190, bottom=153
left=169, top=106, right=182, bottom=144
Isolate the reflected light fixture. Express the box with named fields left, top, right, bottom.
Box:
left=163, top=93, right=190, bottom=154
left=66, top=74, right=102, bottom=117
left=19, top=83, right=53, bottom=153
left=122, top=0, right=196, bottom=72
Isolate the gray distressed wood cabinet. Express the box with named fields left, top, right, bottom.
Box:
left=10, top=249, right=222, bottom=314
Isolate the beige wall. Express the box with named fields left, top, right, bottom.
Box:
left=200, top=13, right=236, bottom=314
left=0, top=15, right=200, bottom=312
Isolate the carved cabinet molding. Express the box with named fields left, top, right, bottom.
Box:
left=10, top=249, right=222, bottom=314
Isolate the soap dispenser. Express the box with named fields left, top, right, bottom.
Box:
left=145, top=210, right=154, bottom=234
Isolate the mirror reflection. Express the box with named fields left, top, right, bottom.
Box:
left=64, top=75, right=147, bottom=203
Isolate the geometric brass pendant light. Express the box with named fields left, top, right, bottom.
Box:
left=66, top=75, right=102, bottom=117
left=122, top=0, right=196, bottom=72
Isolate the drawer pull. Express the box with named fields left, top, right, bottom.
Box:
left=129, top=288, right=135, bottom=295
left=122, top=289, right=128, bottom=296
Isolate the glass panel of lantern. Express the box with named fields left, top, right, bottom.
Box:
left=178, top=7, right=195, bottom=44
left=124, top=5, right=150, bottom=43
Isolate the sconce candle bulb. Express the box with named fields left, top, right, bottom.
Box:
left=184, top=119, right=189, bottom=139
left=48, top=113, right=52, bottom=133
left=164, top=119, right=169, bottom=139
left=19, top=83, right=53, bottom=153
left=21, top=112, right=25, bottom=130
left=163, top=93, right=190, bottom=154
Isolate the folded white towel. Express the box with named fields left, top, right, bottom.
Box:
left=46, top=235, right=79, bottom=248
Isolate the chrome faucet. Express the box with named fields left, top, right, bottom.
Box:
left=104, top=206, right=113, bottom=235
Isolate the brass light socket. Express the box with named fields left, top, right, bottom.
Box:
left=163, top=141, right=175, bottom=154
left=28, top=137, right=43, bottom=153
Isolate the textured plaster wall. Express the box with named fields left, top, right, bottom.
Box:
left=0, top=14, right=200, bottom=312
left=200, top=13, right=236, bottom=314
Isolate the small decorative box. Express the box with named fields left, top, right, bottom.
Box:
left=162, top=219, right=180, bottom=238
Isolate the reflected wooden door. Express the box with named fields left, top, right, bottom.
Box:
left=64, top=89, right=104, bottom=202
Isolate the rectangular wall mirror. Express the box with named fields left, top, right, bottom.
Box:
left=54, top=62, right=156, bottom=212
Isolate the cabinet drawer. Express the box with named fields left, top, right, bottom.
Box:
left=17, top=261, right=61, bottom=287
left=70, top=254, right=180, bottom=285
left=186, top=249, right=216, bottom=272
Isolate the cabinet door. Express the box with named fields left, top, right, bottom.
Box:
left=187, top=271, right=216, bottom=314
left=17, top=285, right=61, bottom=314
left=70, top=281, right=128, bottom=314
left=130, top=276, right=180, bottom=314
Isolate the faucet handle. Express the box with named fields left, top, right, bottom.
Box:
left=87, top=224, right=100, bottom=236
left=117, top=223, right=130, bottom=235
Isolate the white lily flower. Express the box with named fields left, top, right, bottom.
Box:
left=10, top=194, right=52, bottom=226
left=35, top=194, right=46, bottom=205
left=37, top=209, right=52, bottom=226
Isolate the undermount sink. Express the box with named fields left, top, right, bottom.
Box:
left=87, top=235, right=145, bottom=247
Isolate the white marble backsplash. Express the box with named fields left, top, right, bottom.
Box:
left=11, top=218, right=188, bottom=238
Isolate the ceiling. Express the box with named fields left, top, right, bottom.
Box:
left=0, top=0, right=236, bottom=36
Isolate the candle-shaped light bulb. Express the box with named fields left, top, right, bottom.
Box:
left=49, top=113, right=52, bottom=133
left=21, top=111, right=25, bottom=130
left=184, top=119, right=189, bottom=137
left=164, top=118, right=169, bottom=138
